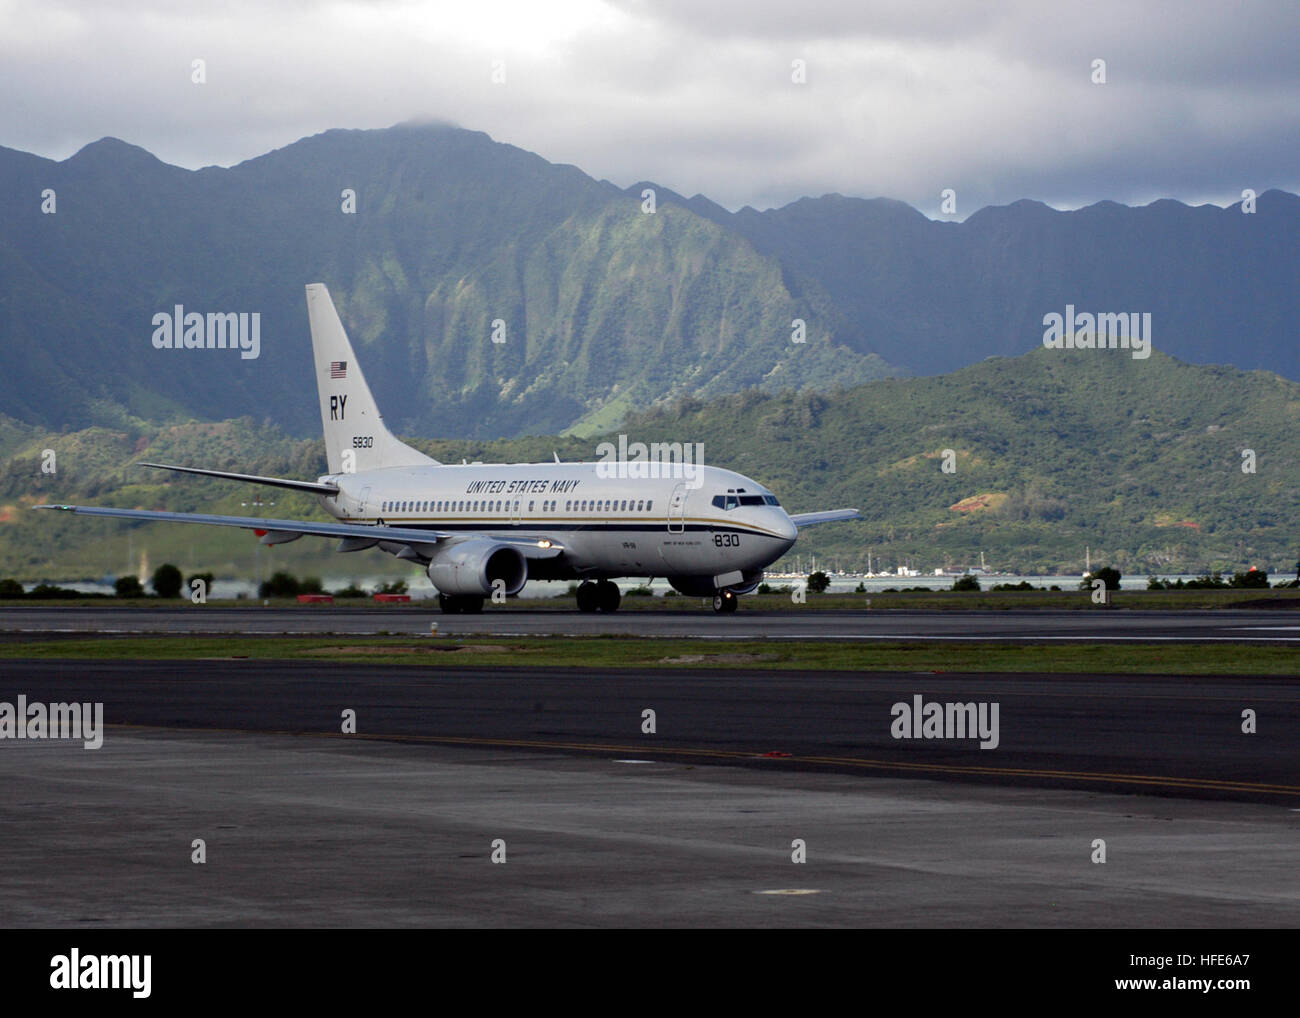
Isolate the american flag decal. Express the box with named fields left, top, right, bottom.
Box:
left=329, top=361, right=347, bottom=379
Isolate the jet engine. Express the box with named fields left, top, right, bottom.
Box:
left=426, top=538, right=527, bottom=597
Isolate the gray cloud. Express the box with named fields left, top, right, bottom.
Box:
left=1, top=0, right=1296, bottom=215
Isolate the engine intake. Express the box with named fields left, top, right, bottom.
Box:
left=426, top=538, right=527, bottom=597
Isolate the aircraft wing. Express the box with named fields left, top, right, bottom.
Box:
left=34, top=505, right=564, bottom=558
left=789, top=509, right=861, bottom=529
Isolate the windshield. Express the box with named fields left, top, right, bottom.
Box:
left=711, top=492, right=781, bottom=510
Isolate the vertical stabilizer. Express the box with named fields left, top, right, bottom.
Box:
left=305, top=283, right=439, bottom=473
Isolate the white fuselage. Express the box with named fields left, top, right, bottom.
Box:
left=318, top=462, right=797, bottom=583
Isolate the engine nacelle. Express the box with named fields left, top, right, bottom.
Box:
left=667, top=576, right=718, bottom=597
left=668, top=569, right=763, bottom=597
left=426, top=538, right=527, bottom=597
left=727, top=570, right=764, bottom=595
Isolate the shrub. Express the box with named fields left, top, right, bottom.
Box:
left=187, top=572, right=215, bottom=598
left=1185, top=573, right=1227, bottom=589
left=1081, top=566, right=1121, bottom=591
left=258, top=571, right=301, bottom=598
left=29, top=583, right=84, bottom=599
left=151, top=563, right=183, bottom=598
left=115, top=575, right=145, bottom=598
left=1229, top=569, right=1269, bottom=589
left=951, top=574, right=980, bottom=591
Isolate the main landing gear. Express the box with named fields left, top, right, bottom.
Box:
left=712, top=590, right=738, bottom=613
left=438, top=593, right=484, bottom=614
left=576, top=579, right=621, bottom=613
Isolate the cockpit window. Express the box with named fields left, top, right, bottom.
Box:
left=714, top=493, right=777, bottom=509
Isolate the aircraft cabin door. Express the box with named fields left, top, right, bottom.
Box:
left=667, top=483, right=687, bottom=533
left=356, top=485, right=371, bottom=519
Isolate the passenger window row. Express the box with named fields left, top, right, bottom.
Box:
left=378, top=499, right=656, bottom=514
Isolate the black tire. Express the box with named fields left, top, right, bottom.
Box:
left=439, top=593, right=484, bottom=614
left=712, top=590, right=738, bottom=613
left=576, top=582, right=600, bottom=612
left=596, top=579, right=621, bottom=613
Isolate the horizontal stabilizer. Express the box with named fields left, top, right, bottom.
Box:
left=140, top=462, right=339, bottom=496
left=789, top=509, right=861, bottom=529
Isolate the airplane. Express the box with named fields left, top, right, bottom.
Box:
left=40, top=284, right=860, bottom=614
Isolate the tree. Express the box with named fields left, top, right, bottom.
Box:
left=259, top=571, right=300, bottom=598
left=115, top=575, right=144, bottom=598
left=806, top=570, right=830, bottom=593
left=375, top=578, right=408, bottom=595
left=1229, top=569, right=1269, bottom=589
left=187, top=571, right=215, bottom=596
left=0, top=578, right=23, bottom=598
left=952, top=574, right=980, bottom=591
left=151, top=563, right=183, bottom=598
left=1081, top=566, right=1121, bottom=591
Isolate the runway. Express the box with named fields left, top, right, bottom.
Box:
left=4, top=659, right=1297, bottom=801
left=3, top=605, right=1299, bottom=641
left=3, top=730, right=1297, bottom=927
left=3, top=659, right=1297, bottom=927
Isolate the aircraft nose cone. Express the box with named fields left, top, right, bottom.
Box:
left=777, top=513, right=797, bottom=545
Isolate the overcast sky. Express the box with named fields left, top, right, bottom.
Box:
left=3, top=0, right=1297, bottom=216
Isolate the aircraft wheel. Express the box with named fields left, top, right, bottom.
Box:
left=439, top=594, right=484, bottom=614
left=712, top=590, right=738, bottom=613
left=576, top=581, right=600, bottom=612
left=596, top=579, right=621, bottom=613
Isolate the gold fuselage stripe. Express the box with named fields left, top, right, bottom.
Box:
left=346, top=515, right=789, bottom=539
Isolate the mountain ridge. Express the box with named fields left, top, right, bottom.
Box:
left=1, top=123, right=1296, bottom=442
